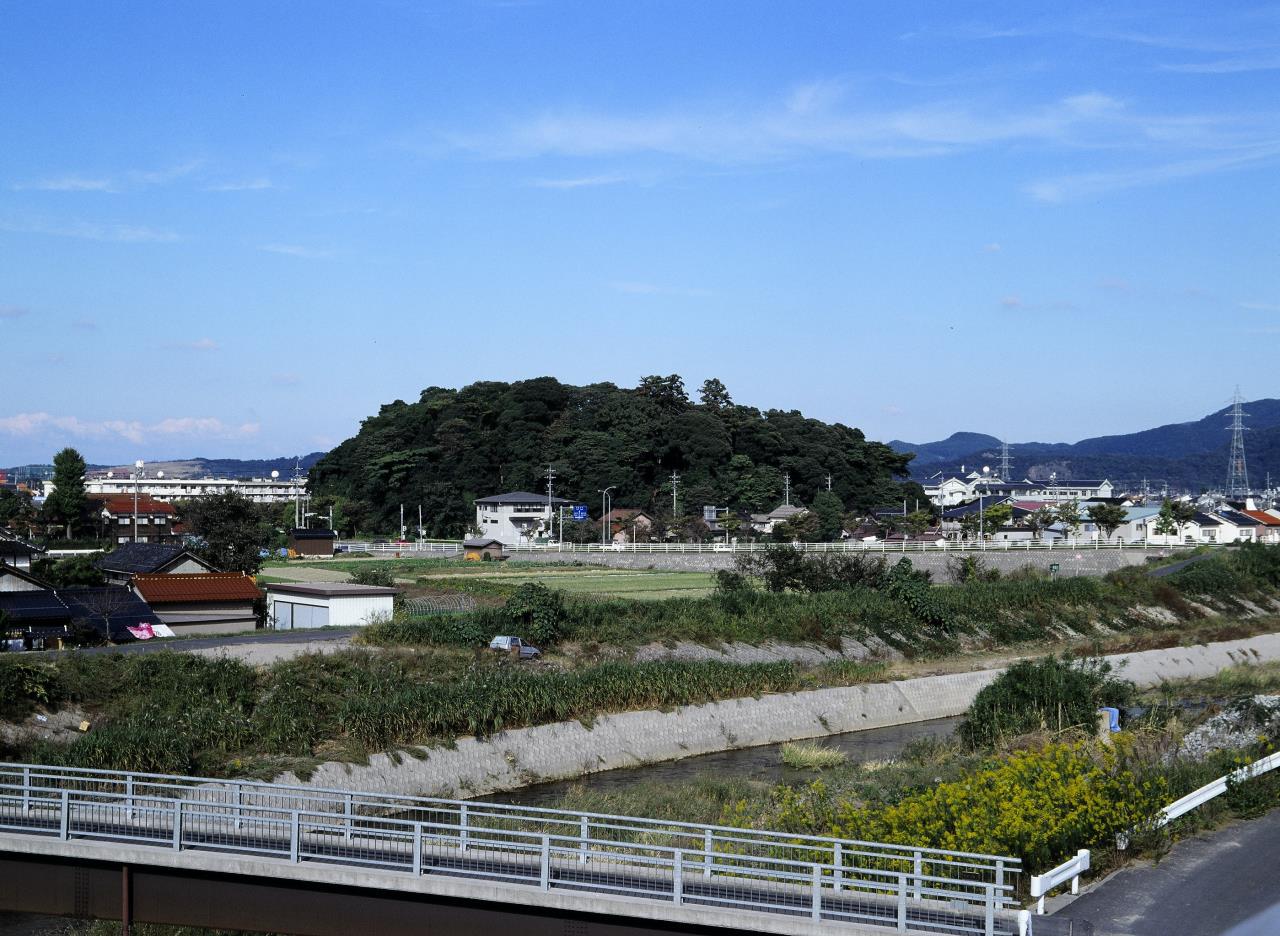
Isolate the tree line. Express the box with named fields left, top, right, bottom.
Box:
left=306, top=375, right=925, bottom=537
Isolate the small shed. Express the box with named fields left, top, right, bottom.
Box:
left=264, top=582, right=397, bottom=630
left=288, top=528, right=338, bottom=557
left=462, top=537, right=506, bottom=561
left=133, top=572, right=263, bottom=636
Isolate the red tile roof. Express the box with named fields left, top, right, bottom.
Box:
left=96, top=494, right=176, bottom=516
left=133, top=573, right=262, bottom=603
left=1243, top=510, right=1280, bottom=526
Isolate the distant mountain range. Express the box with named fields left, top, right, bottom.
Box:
left=5, top=453, right=327, bottom=482
left=891, top=399, right=1280, bottom=493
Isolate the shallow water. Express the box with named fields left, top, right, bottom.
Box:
left=481, top=715, right=964, bottom=807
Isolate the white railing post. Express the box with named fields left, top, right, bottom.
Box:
left=913, top=849, right=923, bottom=900
left=290, top=810, right=300, bottom=862
left=579, top=815, right=589, bottom=864
left=342, top=793, right=353, bottom=842
left=234, top=783, right=242, bottom=831
left=833, top=841, right=843, bottom=891
left=459, top=803, right=469, bottom=852
left=412, top=823, right=422, bottom=875
left=985, top=885, right=995, bottom=936
left=540, top=835, right=551, bottom=891
left=704, top=829, right=713, bottom=878
left=172, top=800, right=182, bottom=851
left=811, top=864, right=822, bottom=920
left=673, top=848, right=683, bottom=905
left=897, top=872, right=908, bottom=931
left=126, top=774, right=135, bottom=820
left=21, top=766, right=30, bottom=814
left=59, top=790, right=70, bottom=840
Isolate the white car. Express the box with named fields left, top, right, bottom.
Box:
left=488, top=635, right=541, bottom=660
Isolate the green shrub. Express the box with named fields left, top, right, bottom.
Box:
left=349, top=566, right=396, bottom=587
left=0, top=658, right=65, bottom=718
left=503, top=582, right=566, bottom=646
left=960, top=655, right=1134, bottom=748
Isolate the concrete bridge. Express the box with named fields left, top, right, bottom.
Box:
left=0, top=762, right=1029, bottom=936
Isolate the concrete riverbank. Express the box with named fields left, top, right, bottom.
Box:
left=278, top=632, right=1280, bottom=798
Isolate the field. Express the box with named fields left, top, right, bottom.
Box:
left=415, top=568, right=716, bottom=600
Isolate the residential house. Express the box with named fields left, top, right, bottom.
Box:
left=94, top=494, right=179, bottom=545
left=0, top=535, right=43, bottom=571
left=95, top=542, right=217, bottom=586
left=133, top=573, right=263, bottom=636
left=750, top=504, right=808, bottom=535
left=0, top=563, right=52, bottom=593
left=0, top=590, right=71, bottom=651
left=288, top=528, right=337, bottom=557
left=1242, top=510, right=1280, bottom=544
left=1211, top=509, right=1261, bottom=544
left=926, top=474, right=1114, bottom=508
left=264, top=582, right=397, bottom=629
left=602, top=508, right=654, bottom=544
left=474, top=492, right=576, bottom=545
left=60, top=587, right=163, bottom=643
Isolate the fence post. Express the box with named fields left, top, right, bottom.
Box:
left=833, top=842, right=843, bottom=891
left=126, top=775, right=135, bottom=821
left=412, top=823, right=422, bottom=876
left=579, top=815, right=589, bottom=864
left=459, top=804, right=469, bottom=852
left=673, top=849, right=683, bottom=905
left=704, top=829, right=713, bottom=879
left=985, top=884, right=995, bottom=936
left=234, top=784, right=243, bottom=831
left=811, top=864, right=822, bottom=920
left=343, top=793, right=353, bottom=843
left=21, top=766, right=30, bottom=815
left=995, top=859, right=1005, bottom=895
left=913, top=850, right=923, bottom=900
left=172, top=800, right=182, bottom=851
left=59, top=790, right=70, bottom=841
left=540, top=835, right=551, bottom=891
left=897, top=873, right=908, bottom=931
left=290, top=811, right=300, bottom=862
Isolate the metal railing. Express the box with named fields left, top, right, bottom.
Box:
left=337, top=539, right=1202, bottom=556
left=1157, top=749, right=1280, bottom=827
left=0, top=762, right=1024, bottom=935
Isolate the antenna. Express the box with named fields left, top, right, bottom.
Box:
left=1227, top=387, right=1250, bottom=498
left=998, top=439, right=1012, bottom=480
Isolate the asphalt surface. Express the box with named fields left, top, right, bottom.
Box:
left=47, top=626, right=359, bottom=657
left=1051, top=810, right=1280, bottom=936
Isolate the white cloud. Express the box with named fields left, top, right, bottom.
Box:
left=13, top=161, right=203, bottom=194
left=271, top=373, right=300, bottom=386
left=0, top=305, right=29, bottom=319
left=178, top=337, right=219, bottom=351
left=72, top=318, right=97, bottom=330
left=206, top=177, right=274, bottom=191
left=0, top=217, right=180, bottom=243
left=259, top=243, right=334, bottom=259
left=14, top=176, right=116, bottom=193
left=1242, top=301, right=1280, bottom=313
left=1000, top=295, right=1023, bottom=309
left=532, top=174, right=629, bottom=189
left=610, top=281, right=713, bottom=298
left=1162, top=55, right=1280, bottom=74
left=982, top=242, right=1002, bottom=253
left=0, top=412, right=261, bottom=443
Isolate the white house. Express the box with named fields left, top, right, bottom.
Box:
left=926, top=474, right=1114, bottom=509
left=264, top=582, right=397, bottom=630
left=474, top=492, right=576, bottom=545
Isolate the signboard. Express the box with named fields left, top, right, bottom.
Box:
left=703, top=505, right=719, bottom=522
left=1049, top=563, right=1060, bottom=574
left=572, top=505, right=588, bottom=521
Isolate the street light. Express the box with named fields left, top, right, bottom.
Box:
left=598, top=486, right=616, bottom=547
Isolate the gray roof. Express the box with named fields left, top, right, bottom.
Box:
left=264, top=582, right=399, bottom=598
left=96, top=543, right=212, bottom=575
left=463, top=538, right=505, bottom=548
left=289, top=528, right=337, bottom=540
left=474, top=492, right=574, bottom=506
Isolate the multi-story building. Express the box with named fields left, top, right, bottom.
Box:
left=44, top=475, right=307, bottom=504
left=474, top=492, right=576, bottom=544
left=94, top=494, right=180, bottom=545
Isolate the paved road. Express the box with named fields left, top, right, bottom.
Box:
left=1052, top=810, right=1280, bottom=936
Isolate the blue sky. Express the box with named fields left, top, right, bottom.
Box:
left=1, top=1, right=1278, bottom=465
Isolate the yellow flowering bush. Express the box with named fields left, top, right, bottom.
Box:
left=831, top=742, right=1166, bottom=873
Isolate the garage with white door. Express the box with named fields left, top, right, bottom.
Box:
left=263, top=582, right=398, bottom=630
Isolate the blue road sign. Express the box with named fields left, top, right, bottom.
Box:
left=572, top=505, right=588, bottom=521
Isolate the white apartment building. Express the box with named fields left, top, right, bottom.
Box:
left=44, top=475, right=307, bottom=504
left=474, top=491, right=576, bottom=544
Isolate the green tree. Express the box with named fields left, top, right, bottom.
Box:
left=1055, top=501, right=1082, bottom=541
left=903, top=509, right=933, bottom=537
left=178, top=492, right=270, bottom=574
left=1027, top=506, right=1058, bottom=540
left=811, top=491, right=845, bottom=541
left=1153, top=499, right=1179, bottom=539
left=1173, top=500, right=1198, bottom=542
left=0, top=488, right=36, bottom=534
left=31, top=554, right=105, bottom=588
left=1087, top=502, right=1128, bottom=542
left=44, top=447, right=88, bottom=540
left=775, top=510, right=820, bottom=542
left=698, top=377, right=733, bottom=409
left=961, top=501, right=1012, bottom=539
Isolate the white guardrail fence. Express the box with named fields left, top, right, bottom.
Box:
left=0, top=762, right=1029, bottom=936
left=1029, top=749, right=1280, bottom=918
left=336, top=539, right=1205, bottom=556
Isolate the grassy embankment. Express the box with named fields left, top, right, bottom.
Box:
left=3, top=546, right=1280, bottom=784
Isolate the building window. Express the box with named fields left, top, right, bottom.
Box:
left=137, top=517, right=150, bottom=525
left=118, top=536, right=129, bottom=544
left=119, top=517, right=131, bottom=524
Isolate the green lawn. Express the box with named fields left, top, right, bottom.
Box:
left=419, top=569, right=717, bottom=601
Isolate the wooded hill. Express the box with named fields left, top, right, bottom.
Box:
left=308, top=376, right=922, bottom=537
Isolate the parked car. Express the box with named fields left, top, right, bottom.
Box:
left=488, top=635, right=541, bottom=660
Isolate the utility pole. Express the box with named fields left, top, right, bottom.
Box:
left=1227, top=387, right=1250, bottom=498
left=399, top=504, right=405, bottom=540
left=418, top=505, right=423, bottom=542
left=670, top=471, right=680, bottom=517
left=545, top=465, right=557, bottom=537
left=783, top=472, right=791, bottom=506
left=826, top=473, right=832, bottom=492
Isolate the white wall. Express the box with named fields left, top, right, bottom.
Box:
left=268, top=592, right=394, bottom=629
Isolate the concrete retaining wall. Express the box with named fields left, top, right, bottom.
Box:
left=280, top=632, right=1280, bottom=799
left=504, top=546, right=1177, bottom=578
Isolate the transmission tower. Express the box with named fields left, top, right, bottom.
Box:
left=998, top=440, right=1012, bottom=480
left=1226, top=387, right=1250, bottom=498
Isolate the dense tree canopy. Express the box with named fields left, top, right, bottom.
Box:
left=44, top=447, right=89, bottom=539
left=309, top=376, right=923, bottom=537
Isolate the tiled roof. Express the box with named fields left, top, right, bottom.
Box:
left=60, top=587, right=159, bottom=641
left=1243, top=510, right=1280, bottom=526
left=95, top=542, right=210, bottom=574
left=134, top=573, right=263, bottom=604
left=95, top=494, right=176, bottom=516
left=289, top=528, right=337, bottom=540
left=463, top=538, right=505, bottom=548
left=474, top=492, right=574, bottom=506
left=0, top=539, right=41, bottom=557
left=0, top=563, right=54, bottom=589
left=0, top=591, right=70, bottom=622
